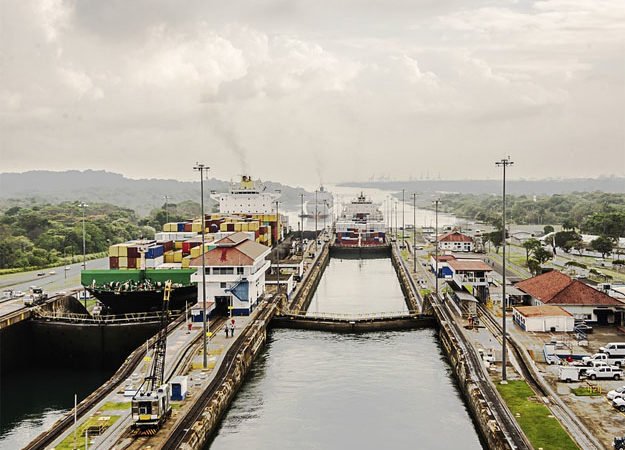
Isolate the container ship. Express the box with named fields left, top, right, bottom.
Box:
left=82, top=176, right=285, bottom=314
left=335, top=192, right=386, bottom=246
left=303, top=185, right=334, bottom=218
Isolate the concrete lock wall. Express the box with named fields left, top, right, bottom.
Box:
left=434, top=304, right=513, bottom=450
left=289, top=244, right=330, bottom=313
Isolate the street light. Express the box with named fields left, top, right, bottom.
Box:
left=402, top=189, right=405, bottom=249
left=274, top=197, right=282, bottom=299
left=433, top=199, right=440, bottom=298
left=496, top=156, right=514, bottom=382
left=412, top=193, right=417, bottom=273
left=193, top=163, right=210, bottom=369
left=79, top=202, right=88, bottom=310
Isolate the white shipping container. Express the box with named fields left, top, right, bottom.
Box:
left=146, top=256, right=164, bottom=268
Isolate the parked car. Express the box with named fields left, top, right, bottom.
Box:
left=607, top=386, right=625, bottom=401
left=582, top=353, right=624, bottom=367
left=613, top=397, right=625, bottom=413
left=600, top=343, right=625, bottom=358
left=575, top=323, right=593, bottom=334
left=587, top=366, right=623, bottom=380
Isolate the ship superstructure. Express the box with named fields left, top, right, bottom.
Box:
left=304, top=186, right=334, bottom=218
left=335, top=192, right=386, bottom=246
left=211, top=175, right=281, bottom=215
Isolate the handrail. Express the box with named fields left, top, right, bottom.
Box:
left=32, top=310, right=182, bottom=324
left=282, top=310, right=420, bottom=321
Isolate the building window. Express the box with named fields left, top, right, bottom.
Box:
left=220, top=282, right=227, bottom=288
left=237, top=267, right=244, bottom=274
left=214, top=267, right=234, bottom=275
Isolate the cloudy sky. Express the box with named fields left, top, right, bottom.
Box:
left=1, top=0, right=624, bottom=185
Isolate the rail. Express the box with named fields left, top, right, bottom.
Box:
left=32, top=309, right=182, bottom=324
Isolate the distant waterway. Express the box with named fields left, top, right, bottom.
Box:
left=207, top=257, right=483, bottom=449
left=0, top=367, right=111, bottom=449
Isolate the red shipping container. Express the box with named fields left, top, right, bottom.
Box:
left=255, top=230, right=260, bottom=239
left=182, top=241, right=191, bottom=253
left=227, top=223, right=235, bottom=232
left=109, top=256, right=119, bottom=269
left=127, top=246, right=139, bottom=258
left=184, top=222, right=193, bottom=232
left=128, top=257, right=137, bottom=268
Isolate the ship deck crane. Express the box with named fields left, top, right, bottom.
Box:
left=131, top=280, right=173, bottom=431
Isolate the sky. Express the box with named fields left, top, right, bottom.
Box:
left=1, top=0, right=624, bottom=186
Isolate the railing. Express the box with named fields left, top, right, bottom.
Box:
left=32, top=309, right=182, bottom=324
left=283, top=310, right=420, bottom=321
left=453, top=274, right=493, bottom=284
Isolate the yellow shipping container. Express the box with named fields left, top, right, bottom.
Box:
left=220, top=223, right=228, bottom=231
left=173, top=250, right=183, bottom=263
left=182, top=256, right=191, bottom=269
left=190, top=246, right=200, bottom=258
left=233, top=222, right=241, bottom=232
left=175, top=241, right=183, bottom=250
left=118, top=245, right=128, bottom=257
left=248, top=222, right=259, bottom=231
left=164, top=251, right=174, bottom=263
left=191, top=223, right=202, bottom=233
left=108, top=245, right=119, bottom=257
left=118, top=256, right=128, bottom=267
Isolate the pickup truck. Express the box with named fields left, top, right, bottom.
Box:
left=582, top=353, right=625, bottom=367
left=586, top=366, right=623, bottom=380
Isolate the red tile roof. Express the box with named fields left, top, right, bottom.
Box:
left=189, top=238, right=269, bottom=267
left=437, top=231, right=473, bottom=243
left=515, top=271, right=622, bottom=306
left=447, top=259, right=492, bottom=272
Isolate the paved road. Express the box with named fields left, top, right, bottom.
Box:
left=0, top=257, right=108, bottom=317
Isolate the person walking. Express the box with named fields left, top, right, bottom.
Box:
left=224, top=323, right=229, bottom=338
left=230, top=323, right=235, bottom=337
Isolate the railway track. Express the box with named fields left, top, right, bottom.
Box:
left=161, top=301, right=275, bottom=450
left=476, top=304, right=602, bottom=450
left=24, top=311, right=189, bottom=450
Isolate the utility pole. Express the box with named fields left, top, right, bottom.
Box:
left=394, top=200, right=398, bottom=241
left=315, top=190, right=318, bottom=248
left=402, top=189, right=405, bottom=249
left=193, top=163, right=210, bottom=369
left=274, top=199, right=281, bottom=296
left=412, top=193, right=417, bottom=273
left=496, top=157, right=513, bottom=382
left=79, top=202, right=88, bottom=310
left=300, top=193, right=304, bottom=244
left=434, top=199, right=440, bottom=298
left=164, top=195, right=169, bottom=224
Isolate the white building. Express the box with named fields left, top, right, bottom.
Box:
left=513, top=305, right=575, bottom=332
left=210, top=175, right=281, bottom=215
left=189, top=232, right=271, bottom=315
left=437, top=231, right=474, bottom=252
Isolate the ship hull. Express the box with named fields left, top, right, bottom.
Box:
left=86, top=285, right=197, bottom=314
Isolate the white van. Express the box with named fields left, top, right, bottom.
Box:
left=587, top=366, right=623, bottom=380
left=600, top=343, right=625, bottom=358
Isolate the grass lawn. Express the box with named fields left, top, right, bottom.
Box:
left=56, top=415, right=119, bottom=450
left=99, top=401, right=130, bottom=411
left=497, top=381, right=579, bottom=450
left=401, top=250, right=409, bottom=260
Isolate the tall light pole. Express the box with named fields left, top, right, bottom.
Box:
left=300, top=193, right=304, bottom=245
left=402, top=189, right=405, bottom=249
left=394, top=200, right=398, bottom=240
left=433, top=199, right=440, bottom=298
left=193, top=163, right=210, bottom=369
left=412, top=193, right=417, bottom=273
left=496, top=156, right=513, bottom=382
left=314, top=190, right=318, bottom=248
left=274, top=197, right=282, bottom=297
left=163, top=195, right=169, bottom=224
left=79, top=202, right=88, bottom=310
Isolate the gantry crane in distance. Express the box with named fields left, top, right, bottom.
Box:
left=131, top=280, right=173, bottom=431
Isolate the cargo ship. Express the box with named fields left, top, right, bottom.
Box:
left=303, top=185, right=334, bottom=218
left=335, top=192, right=386, bottom=246
left=81, top=269, right=197, bottom=314
left=81, top=175, right=285, bottom=314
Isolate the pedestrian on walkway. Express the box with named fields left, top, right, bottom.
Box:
left=230, top=323, right=235, bottom=337
left=224, top=323, right=229, bottom=338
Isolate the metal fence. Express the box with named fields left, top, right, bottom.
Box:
left=32, top=309, right=182, bottom=324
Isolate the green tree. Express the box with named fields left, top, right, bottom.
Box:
left=554, top=230, right=582, bottom=252
left=543, top=225, right=555, bottom=235
left=486, top=230, right=504, bottom=254
left=590, top=235, right=614, bottom=258
left=562, top=219, right=576, bottom=231
left=532, top=247, right=553, bottom=265
left=527, top=258, right=542, bottom=276
left=521, top=239, right=541, bottom=265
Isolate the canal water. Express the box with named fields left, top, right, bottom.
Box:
left=0, top=367, right=111, bottom=449
left=207, top=257, right=483, bottom=449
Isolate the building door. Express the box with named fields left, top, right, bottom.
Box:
left=594, top=309, right=611, bottom=325
left=214, top=296, right=230, bottom=315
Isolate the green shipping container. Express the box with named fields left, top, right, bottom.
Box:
left=81, top=269, right=196, bottom=287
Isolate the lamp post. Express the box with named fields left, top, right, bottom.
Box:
left=314, top=190, right=318, bottom=249
left=433, top=199, right=440, bottom=298
left=394, top=200, right=398, bottom=241
left=412, top=193, right=417, bottom=273
left=402, top=189, right=405, bottom=249
left=496, top=157, right=513, bottom=382
left=274, top=198, right=282, bottom=296
left=164, top=195, right=169, bottom=224
left=193, top=163, right=209, bottom=369
left=300, top=193, right=304, bottom=245
left=79, top=202, right=88, bottom=310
